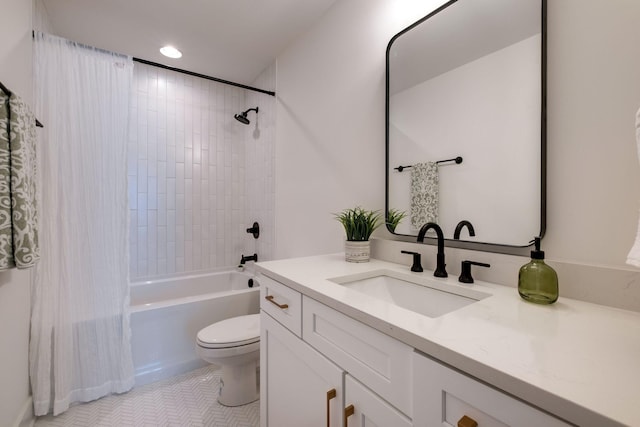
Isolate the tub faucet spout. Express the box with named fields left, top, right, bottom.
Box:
left=240, top=253, right=258, bottom=264
left=416, top=222, right=447, bottom=278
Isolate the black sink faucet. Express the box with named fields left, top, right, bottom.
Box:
left=240, top=253, right=258, bottom=264
left=454, top=220, right=475, bottom=240
left=416, top=222, right=447, bottom=278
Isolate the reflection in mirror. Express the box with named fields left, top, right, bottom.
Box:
left=386, top=0, right=545, bottom=248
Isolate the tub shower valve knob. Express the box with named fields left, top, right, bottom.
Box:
left=246, top=222, right=260, bottom=239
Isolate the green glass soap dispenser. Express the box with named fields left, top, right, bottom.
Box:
left=518, top=237, right=558, bottom=304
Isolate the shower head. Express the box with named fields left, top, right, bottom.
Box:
left=234, top=113, right=250, bottom=125
left=234, top=107, right=259, bottom=125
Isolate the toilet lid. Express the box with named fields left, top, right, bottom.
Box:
left=197, top=314, right=260, bottom=348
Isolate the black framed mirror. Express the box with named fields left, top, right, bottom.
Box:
left=385, top=0, right=546, bottom=253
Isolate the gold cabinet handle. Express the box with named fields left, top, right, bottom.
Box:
left=326, top=389, right=336, bottom=427
left=458, top=415, right=478, bottom=427
left=344, top=404, right=355, bottom=427
left=265, top=295, right=289, bottom=309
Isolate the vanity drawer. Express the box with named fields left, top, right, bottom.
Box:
left=413, top=352, right=571, bottom=427
left=302, top=296, right=413, bottom=417
left=259, top=274, right=302, bottom=337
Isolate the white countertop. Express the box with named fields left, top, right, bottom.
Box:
left=256, top=254, right=640, bottom=427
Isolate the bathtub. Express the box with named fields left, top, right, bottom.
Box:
left=129, top=269, right=259, bottom=386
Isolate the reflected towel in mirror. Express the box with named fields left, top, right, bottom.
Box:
left=627, top=107, right=640, bottom=267
left=410, top=162, right=439, bottom=230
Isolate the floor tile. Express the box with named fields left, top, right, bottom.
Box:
left=34, top=366, right=259, bottom=427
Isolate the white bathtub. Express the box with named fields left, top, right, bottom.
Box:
left=129, top=269, right=259, bottom=386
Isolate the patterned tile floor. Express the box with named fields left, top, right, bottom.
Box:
left=34, top=366, right=259, bottom=427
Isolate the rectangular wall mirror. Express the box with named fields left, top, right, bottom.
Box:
left=385, top=0, right=546, bottom=251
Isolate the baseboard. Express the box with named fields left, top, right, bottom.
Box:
left=134, top=358, right=209, bottom=388
left=12, top=396, right=34, bottom=427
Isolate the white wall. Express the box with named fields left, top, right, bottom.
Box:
left=33, top=0, right=55, bottom=34
left=0, top=2, right=35, bottom=426
left=275, top=0, right=449, bottom=258
left=275, top=0, right=640, bottom=304
left=545, top=0, right=640, bottom=267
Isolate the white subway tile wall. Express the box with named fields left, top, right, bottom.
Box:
left=128, top=63, right=275, bottom=280
left=244, top=65, right=276, bottom=266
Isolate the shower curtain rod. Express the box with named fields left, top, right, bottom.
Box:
left=0, top=80, right=44, bottom=128
left=31, top=31, right=274, bottom=97
left=132, top=58, right=276, bottom=97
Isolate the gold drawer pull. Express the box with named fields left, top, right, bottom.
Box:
left=326, top=388, right=336, bottom=427
left=265, top=295, right=289, bottom=309
left=458, top=415, right=478, bottom=427
left=344, top=404, right=354, bottom=427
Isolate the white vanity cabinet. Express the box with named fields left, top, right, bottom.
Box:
left=256, top=255, right=640, bottom=427
left=260, top=275, right=340, bottom=427
left=259, top=274, right=411, bottom=427
left=260, top=273, right=302, bottom=337
left=344, top=375, right=411, bottom=427
left=260, top=312, right=343, bottom=427
left=412, top=352, right=571, bottom=427
left=260, top=273, right=570, bottom=427
left=303, top=296, right=413, bottom=427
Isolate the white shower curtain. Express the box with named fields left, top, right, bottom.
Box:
left=31, top=32, right=134, bottom=416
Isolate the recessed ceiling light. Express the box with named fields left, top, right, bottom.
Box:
left=160, top=45, right=182, bottom=59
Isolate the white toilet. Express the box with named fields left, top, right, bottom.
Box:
left=196, top=313, right=260, bottom=406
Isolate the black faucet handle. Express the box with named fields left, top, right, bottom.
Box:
left=246, top=222, right=260, bottom=239
left=401, top=250, right=423, bottom=272
left=459, top=260, right=490, bottom=284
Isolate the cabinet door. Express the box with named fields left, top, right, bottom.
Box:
left=261, top=311, right=344, bottom=427
left=303, top=296, right=413, bottom=416
left=343, top=375, right=411, bottom=427
left=413, top=352, right=571, bottom=427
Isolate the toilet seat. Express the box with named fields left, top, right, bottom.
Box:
left=197, top=314, right=260, bottom=349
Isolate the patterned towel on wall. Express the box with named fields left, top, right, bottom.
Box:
left=0, top=92, right=39, bottom=270
left=410, top=162, right=439, bottom=230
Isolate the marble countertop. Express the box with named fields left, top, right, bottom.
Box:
left=256, top=253, right=640, bottom=427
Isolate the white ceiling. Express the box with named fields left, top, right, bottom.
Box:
left=41, top=0, right=338, bottom=87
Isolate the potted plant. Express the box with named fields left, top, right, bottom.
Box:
left=334, top=207, right=382, bottom=262
left=386, top=208, right=407, bottom=233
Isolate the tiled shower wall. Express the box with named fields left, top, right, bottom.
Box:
left=244, top=64, right=276, bottom=266
left=128, top=62, right=275, bottom=280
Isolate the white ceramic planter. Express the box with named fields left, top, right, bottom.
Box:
left=344, top=240, right=371, bottom=263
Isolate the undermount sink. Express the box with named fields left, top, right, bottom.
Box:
left=329, top=270, right=491, bottom=318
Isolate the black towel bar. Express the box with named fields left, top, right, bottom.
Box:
left=394, top=156, right=462, bottom=172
